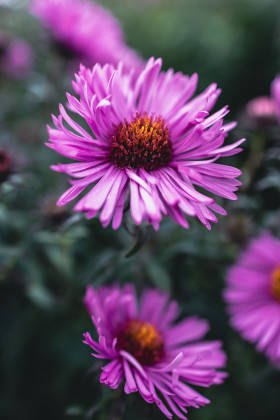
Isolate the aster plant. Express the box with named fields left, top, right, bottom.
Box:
left=224, top=232, right=280, bottom=368
left=83, top=284, right=227, bottom=419
left=47, top=57, right=244, bottom=230
left=30, top=0, right=142, bottom=71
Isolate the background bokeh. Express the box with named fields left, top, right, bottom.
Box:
left=1, top=0, right=280, bottom=419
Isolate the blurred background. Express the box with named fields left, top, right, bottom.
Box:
left=1, top=0, right=280, bottom=419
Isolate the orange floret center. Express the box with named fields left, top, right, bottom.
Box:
left=110, top=113, right=172, bottom=171
left=117, top=319, right=164, bottom=366
left=271, top=266, right=280, bottom=301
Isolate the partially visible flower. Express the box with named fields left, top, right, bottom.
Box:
left=0, top=145, right=14, bottom=184
left=0, top=30, right=33, bottom=79
left=271, top=75, right=280, bottom=124
left=83, top=284, right=227, bottom=419
left=245, top=96, right=277, bottom=127
left=30, top=0, right=142, bottom=71
left=47, top=57, right=244, bottom=230
left=224, top=232, right=280, bottom=368
left=0, top=138, right=27, bottom=185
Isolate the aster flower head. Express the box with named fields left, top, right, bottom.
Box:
left=224, top=232, right=280, bottom=368
left=271, top=75, right=280, bottom=124
left=83, top=284, right=227, bottom=419
left=30, top=0, right=142, bottom=70
left=47, top=57, right=244, bottom=230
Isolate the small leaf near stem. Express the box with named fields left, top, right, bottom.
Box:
left=124, top=225, right=150, bottom=258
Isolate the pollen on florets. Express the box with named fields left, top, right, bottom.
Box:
left=271, top=266, right=280, bottom=301
left=117, top=319, right=165, bottom=366
left=110, top=113, right=172, bottom=172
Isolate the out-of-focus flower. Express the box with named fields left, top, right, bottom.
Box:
left=245, top=96, right=277, bottom=127
left=30, top=0, right=142, bottom=71
left=224, top=232, right=280, bottom=368
left=0, top=30, right=33, bottom=79
left=0, top=147, right=13, bottom=184
left=83, top=284, right=227, bottom=419
left=0, top=139, right=27, bottom=185
left=271, top=75, right=280, bottom=124
left=47, top=58, right=244, bottom=230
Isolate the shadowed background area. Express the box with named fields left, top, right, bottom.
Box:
left=1, top=0, right=280, bottom=419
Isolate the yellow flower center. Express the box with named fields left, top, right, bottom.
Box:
left=117, top=319, right=164, bottom=366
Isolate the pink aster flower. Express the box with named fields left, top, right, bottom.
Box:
left=30, top=0, right=142, bottom=71
left=271, top=75, right=280, bottom=124
left=83, top=284, right=227, bottom=419
left=46, top=57, right=244, bottom=230
left=224, top=232, right=280, bottom=368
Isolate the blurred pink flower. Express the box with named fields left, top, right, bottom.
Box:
left=245, top=96, right=277, bottom=125
left=47, top=58, right=244, bottom=230
left=0, top=31, right=33, bottom=78
left=224, top=232, right=280, bottom=368
left=30, top=0, right=142, bottom=71
left=271, top=75, right=280, bottom=124
left=84, top=284, right=227, bottom=419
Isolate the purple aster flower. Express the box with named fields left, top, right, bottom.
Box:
left=0, top=31, right=33, bottom=79
left=271, top=75, right=280, bottom=124
left=47, top=57, right=244, bottom=230
left=30, top=0, right=142, bottom=71
left=224, top=232, right=280, bottom=368
left=83, top=284, right=227, bottom=419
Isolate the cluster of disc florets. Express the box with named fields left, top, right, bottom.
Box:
left=117, top=319, right=165, bottom=366
left=110, top=113, right=172, bottom=171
